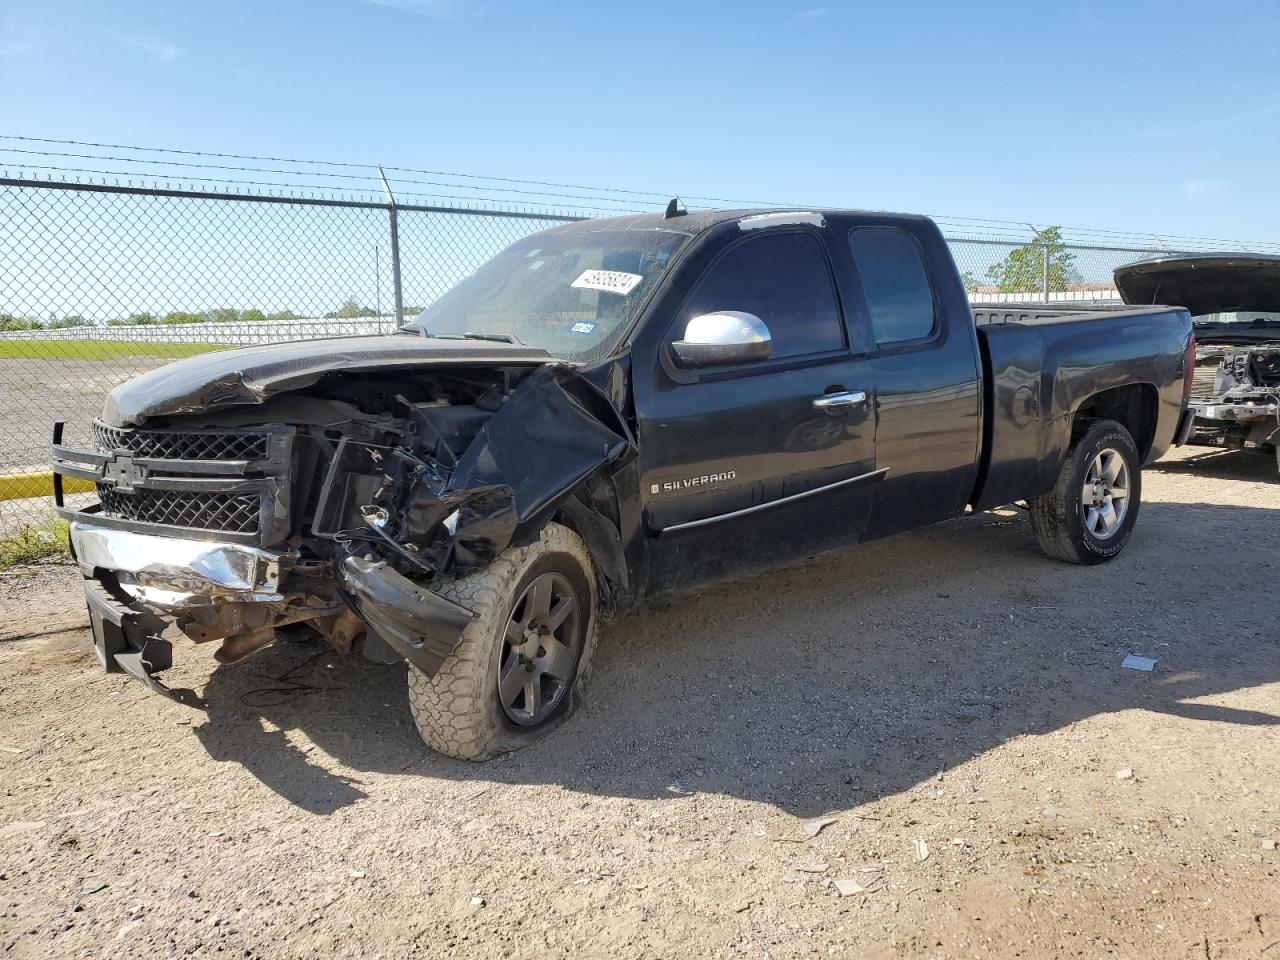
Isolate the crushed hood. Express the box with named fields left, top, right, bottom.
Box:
left=1114, top=254, right=1280, bottom=317
left=101, top=334, right=553, bottom=426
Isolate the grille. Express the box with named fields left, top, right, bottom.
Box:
left=93, top=421, right=269, bottom=462
left=96, top=485, right=261, bottom=534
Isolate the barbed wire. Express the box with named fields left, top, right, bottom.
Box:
left=1, top=135, right=1278, bottom=250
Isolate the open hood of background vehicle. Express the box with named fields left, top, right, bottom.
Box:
left=101, top=334, right=553, bottom=426
left=1114, top=254, right=1280, bottom=317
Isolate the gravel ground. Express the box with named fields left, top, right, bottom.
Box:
left=1, top=445, right=1277, bottom=959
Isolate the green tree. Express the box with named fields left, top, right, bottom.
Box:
left=325, top=297, right=378, bottom=319
left=46, top=315, right=91, bottom=329
left=0, top=314, right=43, bottom=331
left=985, top=226, right=1077, bottom=295
left=205, top=308, right=241, bottom=324
left=266, top=309, right=301, bottom=322
left=162, top=311, right=204, bottom=325
left=240, top=308, right=266, bottom=323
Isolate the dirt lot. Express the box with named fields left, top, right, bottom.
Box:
left=1, top=445, right=1277, bottom=959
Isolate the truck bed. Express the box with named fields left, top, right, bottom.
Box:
left=969, top=304, right=1193, bottom=510
left=971, top=302, right=1157, bottom=326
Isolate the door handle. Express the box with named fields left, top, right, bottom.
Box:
left=812, top=390, right=867, bottom=411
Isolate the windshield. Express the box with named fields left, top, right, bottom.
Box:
left=404, top=227, right=687, bottom=361
left=1193, top=311, right=1280, bottom=324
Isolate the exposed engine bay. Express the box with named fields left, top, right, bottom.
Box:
left=53, top=349, right=633, bottom=699
left=1187, top=338, right=1280, bottom=458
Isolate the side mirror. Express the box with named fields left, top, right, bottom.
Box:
left=671, top=311, right=772, bottom=368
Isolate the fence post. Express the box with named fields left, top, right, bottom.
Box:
left=1042, top=243, right=1050, bottom=303
left=377, top=165, right=405, bottom=329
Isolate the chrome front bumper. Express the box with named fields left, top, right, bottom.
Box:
left=69, top=522, right=289, bottom=604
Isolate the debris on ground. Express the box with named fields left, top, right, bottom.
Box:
left=915, top=839, right=930, bottom=862
left=804, top=817, right=838, bottom=838
left=1121, top=655, right=1157, bottom=671
left=1115, top=768, right=1135, bottom=781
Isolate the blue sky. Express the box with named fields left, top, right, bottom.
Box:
left=2, top=0, right=1279, bottom=245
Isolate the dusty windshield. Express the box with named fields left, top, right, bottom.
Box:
left=404, top=227, right=687, bottom=361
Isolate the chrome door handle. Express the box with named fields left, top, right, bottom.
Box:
left=812, top=390, right=867, bottom=411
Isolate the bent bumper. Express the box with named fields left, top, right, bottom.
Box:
left=83, top=577, right=203, bottom=706
left=70, top=522, right=287, bottom=603
left=70, top=520, right=477, bottom=702
left=339, top=555, right=475, bottom=676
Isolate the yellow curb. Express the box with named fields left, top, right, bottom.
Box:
left=0, top=472, right=95, bottom=501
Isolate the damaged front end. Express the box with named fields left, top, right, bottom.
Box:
left=53, top=354, right=632, bottom=700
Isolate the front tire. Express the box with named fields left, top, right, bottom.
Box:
left=407, top=522, right=599, bottom=760
left=1029, top=419, right=1142, bottom=565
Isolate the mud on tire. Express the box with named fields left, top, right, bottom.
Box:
left=406, top=522, right=599, bottom=761
left=1029, top=419, right=1142, bottom=565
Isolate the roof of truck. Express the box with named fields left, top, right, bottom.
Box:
left=542, top=207, right=934, bottom=237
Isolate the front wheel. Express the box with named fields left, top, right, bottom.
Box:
left=406, top=522, right=599, bottom=760
left=1029, top=419, right=1142, bottom=565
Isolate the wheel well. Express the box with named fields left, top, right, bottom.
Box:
left=550, top=485, right=629, bottom=616
left=1072, top=384, right=1158, bottom=459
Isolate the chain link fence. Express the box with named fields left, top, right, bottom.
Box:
left=0, top=175, right=1195, bottom=528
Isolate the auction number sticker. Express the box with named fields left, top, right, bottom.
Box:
left=571, top=269, right=643, bottom=296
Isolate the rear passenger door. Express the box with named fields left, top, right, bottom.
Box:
left=632, top=224, right=880, bottom=595
left=839, top=222, right=982, bottom=538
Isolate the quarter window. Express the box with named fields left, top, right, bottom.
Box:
left=848, top=228, right=937, bottom=346
left=680, top=232, right=845, bottom=360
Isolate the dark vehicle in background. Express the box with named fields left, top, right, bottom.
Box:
left=1115, top=255, right=1280, bottom=472
left=53, top=207, right=1195, bottom=760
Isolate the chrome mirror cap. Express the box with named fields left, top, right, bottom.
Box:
left=671, top=311, right=772, bottom=368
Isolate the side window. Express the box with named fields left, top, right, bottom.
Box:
left=679, top=232, right=845, bottom=360
left=847, top=227, right=937, bottom=346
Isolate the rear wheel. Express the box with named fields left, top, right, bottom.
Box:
left=1029, top=419, right=1142, bottom=565
left=406, top=522, right=598, bottom=760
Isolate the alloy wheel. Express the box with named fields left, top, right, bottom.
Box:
left=497, top=572, right=582, bottom=726
left=1081, top=447, right=1130, bottom=539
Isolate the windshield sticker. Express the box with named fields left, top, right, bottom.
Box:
left=569, top=321, right=597, bottom=335
left=528, top=260, right=545, bottom=271
left=571, top=269, right=643, bottom=296
left=524, top=248, right=541, bottom=258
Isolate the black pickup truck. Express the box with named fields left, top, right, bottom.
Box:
left=53, top=208, right=1195, bottom=759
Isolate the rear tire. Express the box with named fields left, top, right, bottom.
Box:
left=1029, top=419, right=1142, bottom=565
left=406, top=522, right=598, bottom=761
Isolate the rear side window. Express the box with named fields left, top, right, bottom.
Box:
left=680, top=232, right=845, bottom=359
left=847, top=228, right=936, bottom=346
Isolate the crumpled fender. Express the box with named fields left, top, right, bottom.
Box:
left=444, top=363, right=633, bottom=546
left=334, top=364, right=635, bottom=671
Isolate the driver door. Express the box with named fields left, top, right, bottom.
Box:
left=632, top=227, right=879, bottom=595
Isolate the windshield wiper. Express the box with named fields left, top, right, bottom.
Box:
left=461, top=331, right=524, bottom=345
left=410, top=329, right=526, bottom=344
